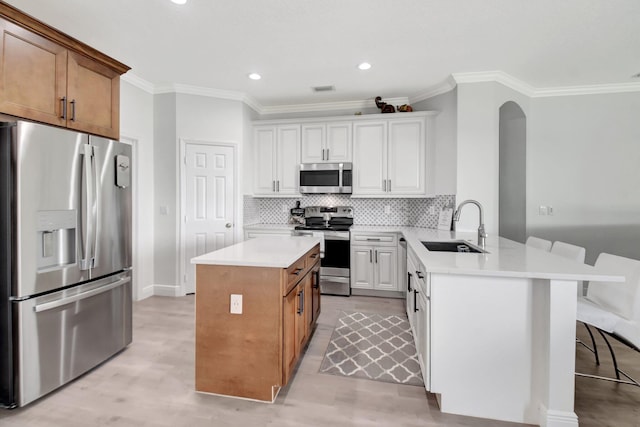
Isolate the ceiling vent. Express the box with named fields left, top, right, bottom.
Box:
left=312, top=85, right=335, bottom=92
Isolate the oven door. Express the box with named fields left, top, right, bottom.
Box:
left=321, top=232, right=350, bottom=296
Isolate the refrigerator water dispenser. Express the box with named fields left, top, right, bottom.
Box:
left=36, top=210, right=76, bottom=271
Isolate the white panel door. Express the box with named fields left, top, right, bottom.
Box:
left=352, top=121, right=387, bottom=196
left=326, top=122, right=352, bottom=162
left=301, top=124, right=325, bottom=163
left=253, top=126, right=277, bottom=195
left=374, top=247, right=398, bottom=291
left=388, top=119, right=426, bottom=195
left=276, top=125, right=300, bottom=195
left=184, top=143, right=235, bottom=293
left=350, top=246, right=374, bottom=289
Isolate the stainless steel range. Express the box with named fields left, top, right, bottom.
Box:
left=293, top=206, right=353, bottom=296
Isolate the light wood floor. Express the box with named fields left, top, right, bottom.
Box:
left=1, top=295, right=639, bottom=426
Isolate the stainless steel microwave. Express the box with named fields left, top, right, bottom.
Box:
left=299, top=162, right=352, bottom=194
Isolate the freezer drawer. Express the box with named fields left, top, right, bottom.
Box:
left=15, top=272, right=132, bottom=406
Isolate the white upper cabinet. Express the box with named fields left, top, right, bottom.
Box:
left=353, top=121, right=387, bottom=196
left=301, top=122, right=352, bottom=163
left=353, top=115, right=428, bottom=197
left=253, top=111, right=434, bottom=198
left=253, top=124, right=300, bottom=196
left=387, top=118, right=426, bottom=195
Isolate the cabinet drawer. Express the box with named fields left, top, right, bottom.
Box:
left=286, top=256, right=306, bottom=289
left=352, top=233, right=397, bottom=246
left=305, top=246, right=321, bottom=266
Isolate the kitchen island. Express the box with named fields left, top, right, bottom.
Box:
left=191, top=236, right=321, bottom=402
left=354, top=226, right=623, bottom=427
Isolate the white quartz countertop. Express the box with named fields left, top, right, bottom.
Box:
left=237, top=224, right=622, bottom=282
left=191, top=236, right=320, bottom=268
left=244, top=224, right=296, bottom=231
left=351, top=226, right=622, bottom=282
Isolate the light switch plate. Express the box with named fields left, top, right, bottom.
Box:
left=230, top=294, right=243, bottom=314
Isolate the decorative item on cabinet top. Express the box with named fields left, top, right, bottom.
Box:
left=375, top=96, right=396, bottom=114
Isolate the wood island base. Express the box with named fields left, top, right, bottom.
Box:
left=194, top=243, right=321, bottom=402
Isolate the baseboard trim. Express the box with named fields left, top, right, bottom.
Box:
left=152, top=284, right=182, bottom=297
left=540, top=406, right=579, bottom=427
left=138, top=285, right=154, bottom=300
left=350, top=289, right=404, bottom=299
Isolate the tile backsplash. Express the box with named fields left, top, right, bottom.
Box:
left=243, top=194, right=455, bottom=229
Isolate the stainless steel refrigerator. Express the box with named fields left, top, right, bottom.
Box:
left=0, top=119, right=132, bottom=408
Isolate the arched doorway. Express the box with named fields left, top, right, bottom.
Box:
left=499, top=101, right=526, bottom=242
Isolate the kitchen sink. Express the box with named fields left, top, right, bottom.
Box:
left=421, top=240, right=486, bottom=253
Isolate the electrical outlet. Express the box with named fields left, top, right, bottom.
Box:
left=230, top=294, right=243, bottom=314
left=384, top=205, right=391, bottom=214
left=538, top=205, right=548, bottom=216
left=548, top=206, right=554, bottom=215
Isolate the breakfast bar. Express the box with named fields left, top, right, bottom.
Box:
left=356, top=226, right=624, bottom=427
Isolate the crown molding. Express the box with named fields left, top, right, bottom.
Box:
left=451, top=71, right=640, bottom=98
left=532, top=82, right=640, bottom=97
left=452, top=71, right=537, bottom=97
left=259, top=96, right=410, bottom=115
left=121, top=73, right=155, bottom=94
left=409, top=76, right=457, bottom=104
left=122, top=71, right=640, bottom=115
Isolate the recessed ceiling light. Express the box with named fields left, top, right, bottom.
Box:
left=358, top=62, right=372, bottom=70
left=248, top=73, right=262, bottom=80
left=171, top=0, right=187, bottom=4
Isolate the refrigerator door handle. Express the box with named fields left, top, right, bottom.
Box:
left=80, top=144, right=95, bottom=270
left=33, top=276, right=131, bottom=313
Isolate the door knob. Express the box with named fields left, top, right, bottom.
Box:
left=225, top=223, right=233, bottom=228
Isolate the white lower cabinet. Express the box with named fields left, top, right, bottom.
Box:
left=350, top=232, right=399, bottom=291
left=406, top=245, right=430, bottom=390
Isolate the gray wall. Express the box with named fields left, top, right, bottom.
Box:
left=152, top=93, right=250, bottom=293
left=499, top=101, right=527, bottom=243
left=413, top=89, right=457, bottom=195
left=152, top=93, right=178, bottom=288
left=454, top=82, right=530, bottom=233
left=120, top=80, right=155, bottom=300
left=528, top=91, right=640, bottom=264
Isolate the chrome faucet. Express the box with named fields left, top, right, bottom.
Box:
left=452, top=199, right=487, bottom=249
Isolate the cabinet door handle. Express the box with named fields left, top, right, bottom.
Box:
left=326, top=149, right=329, bottom=160
left=383, top=179, right=386, bottom=192
left=293, top=268, right=303, bottom=276
left=272, top=180, right=275, bottom=192
left=366, top=238, right=381, bottom=241
left=70, top=99, right=76, bottom=121
left=313, top=270, right=320, bottom=289
left=322, top=149, right=325, bottom=161
left=276, top=180, right=280, bottom=192
left=375, top=250, right=378, bottom=263
left=297, top=289, right=304, bottom=315
left=414, top=289, right=419, bottom=312
left=369, top=249, right=372, bottom=263
left=407, top=272, right=412, bottom=292
left=416, top=271, right=424, bottom=279
left=388, top=179, right=391, bottom=192
left=60, top=96, right=67, bottom=119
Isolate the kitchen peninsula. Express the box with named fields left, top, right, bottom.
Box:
left=361, top=226, right=623, bottom=427
left=191, top=236, right=321, bottom=402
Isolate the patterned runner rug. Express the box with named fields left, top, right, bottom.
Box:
left=319, top=311, right=423, bottom=386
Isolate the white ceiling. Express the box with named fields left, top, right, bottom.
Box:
left=6, top=0, right=640, bottom=109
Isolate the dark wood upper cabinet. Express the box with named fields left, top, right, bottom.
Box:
left=0, top=2, right=129, bottom=139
